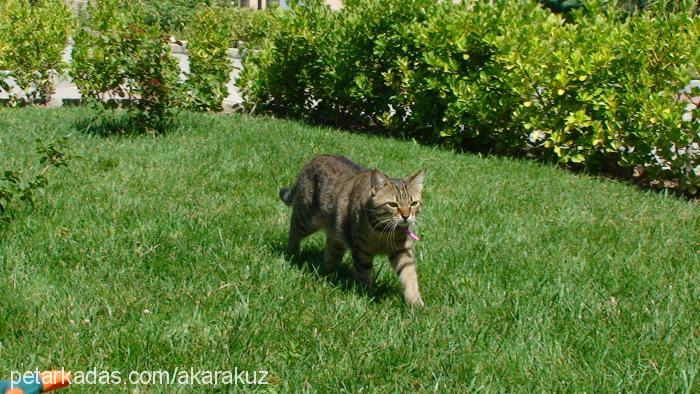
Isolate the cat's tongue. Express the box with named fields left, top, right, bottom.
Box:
left=401, top=227, right=420, bottom=241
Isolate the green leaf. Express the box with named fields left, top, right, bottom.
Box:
left=570, top=153, right=586, bottom=163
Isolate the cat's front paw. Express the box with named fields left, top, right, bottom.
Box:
left=406, top=294, right=425, bottom=308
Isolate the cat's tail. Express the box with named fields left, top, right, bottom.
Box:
left=279, top=187, right=294, bottom=206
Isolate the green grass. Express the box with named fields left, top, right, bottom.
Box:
left=0, top=107, right=698, bottom=392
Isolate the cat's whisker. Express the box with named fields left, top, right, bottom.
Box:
left=388, top=227, right=396, bottom=249
left=393, top=222, right=401, bottom=250
left=375, top=217, right=395, bottom=233
left=382, top=221, right=392, bottom=248
left=375, top=217, right=394, bottom=226
left=381, top=225, right=390, bottom=248
left=379, top=219, right=393, bottom=247
left=389, top=221, right=399, bottom=250
left=381, top=219, right=397, bottom=247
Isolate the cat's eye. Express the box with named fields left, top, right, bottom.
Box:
left=410, top=201, right=420, bottom=207
left=387, top=202, right=399, bottom=208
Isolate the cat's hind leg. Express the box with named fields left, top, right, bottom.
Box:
left=285, top=210, right=318, bottom=258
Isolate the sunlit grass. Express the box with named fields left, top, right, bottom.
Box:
left=0, top=107, right=698, bottom=392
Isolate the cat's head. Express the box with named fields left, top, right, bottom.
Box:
left=369, top=169, right=425, bottom=228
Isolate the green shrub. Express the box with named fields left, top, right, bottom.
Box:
left=389, top=1, right=545, bottom=149
left=499, top=1, right=700, bottom=190
left=0, top=0, right=74, bottom=105
left=1, top=137, right=72, bottom=222
left=240, top=0, right=339, bottom=117
left=142, top=0, right=238, bottom=37
left=330, top=0, right=438, bottom=129
left=184, top=5, right=235, bottom=111
left=241, top=0, right=700, bottom=193
left=71, top=0, right=182, bottom=133
left=227, top=6, right=283, bottom=48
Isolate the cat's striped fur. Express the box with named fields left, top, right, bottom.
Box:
left=280, top=155, right=426, bottom=306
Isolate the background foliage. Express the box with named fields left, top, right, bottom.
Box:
left=240, top=0, right=700, bottom=193
left=0, top=136, right=71, bottom=222
left=226, top=6, right=283, bottom=48
left=142, top=0, right=239, bottom=36
left=139, top=0, right=281, bottom=45
left=70, top=0, right=182, bottom=133
left=184, top=5, right=235, bottom=111
left=0, top=0, right=74, bottom=105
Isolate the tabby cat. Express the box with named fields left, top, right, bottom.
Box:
left=279, top=155, right=426, bottom=307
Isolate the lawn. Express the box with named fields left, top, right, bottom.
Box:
left=0, top=107, right=698, bottom=392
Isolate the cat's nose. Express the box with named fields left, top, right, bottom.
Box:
left=401, top=214, right=409, bottom=221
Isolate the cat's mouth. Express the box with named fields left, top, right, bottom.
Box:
left=400, top=226, right=421, bottom=241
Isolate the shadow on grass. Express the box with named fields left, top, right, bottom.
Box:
left=73, top=116, right=140, bottom=137
left=72, top=109, right=176, bottom=137
left=269, top=239, right=399, bottom=304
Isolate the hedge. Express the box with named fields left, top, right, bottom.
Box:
left=227, top=6, right=284, bottom=48
left=184, top=5, right=235, bottom=111
left=239, top=0, right=700, bottom=193
left=0, top=0, right=74, bottom=105
left=71, top=0, right=182, bottom=133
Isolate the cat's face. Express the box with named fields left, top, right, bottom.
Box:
left=370, top=169, right=425, bottom=228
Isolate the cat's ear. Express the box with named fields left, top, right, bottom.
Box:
left=406, top=169, right=426, bottom=189
left=371, top=169, right=390, bottom=195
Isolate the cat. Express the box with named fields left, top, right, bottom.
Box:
left=279, top=155, right=426, bottom=307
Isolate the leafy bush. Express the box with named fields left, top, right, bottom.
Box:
left=142, top=0, right=238, bottom=36
left=0, top=0, right=74, bottom=105
left=184, top=5, right=234, bottom=111
left=227, top=6, right=283, bottom=48
left=329, top=0, right=437, bottom=129
left=71, top=0, right=182, bottom=133
left=499, top=1, right=700, bottom=190
left=140, top=0, right=281, bottom=45
left=1, top=137, right=72, bottom=222
left=387, top=1, right=538, bottom=150
left=240, top=0, right=341, bottom=117
left=240, top=0, right=700, bottom=193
